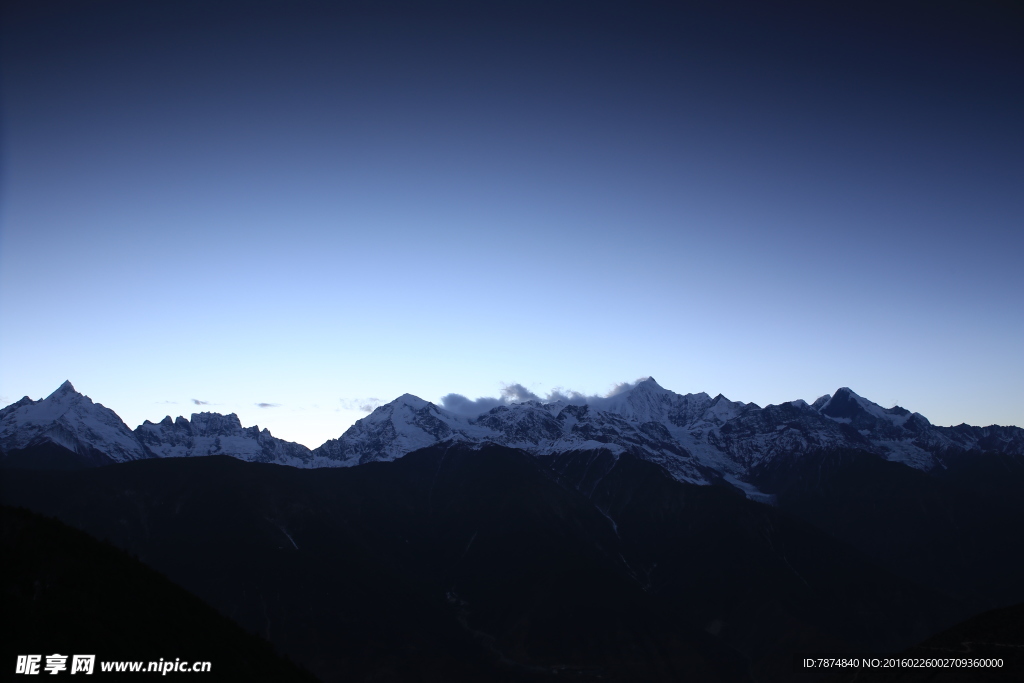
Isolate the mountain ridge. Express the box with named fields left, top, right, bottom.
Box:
left=2, top=380, right=1021, bottom=498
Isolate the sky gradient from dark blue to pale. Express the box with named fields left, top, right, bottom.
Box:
left=2, top=0, right=1021, bottom=446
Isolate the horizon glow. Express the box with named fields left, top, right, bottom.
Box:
left=2, top=1, right=1021, bottom=447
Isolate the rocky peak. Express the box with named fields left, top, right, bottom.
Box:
left=819, top=387, right=868, bottom=421
left=54, top=380, right=77, bottom=394
left=632, top=377, right=666, bottom=392
left=0, top=381, right=146, bottom=463
left=189, top=412, right=244, bottom=434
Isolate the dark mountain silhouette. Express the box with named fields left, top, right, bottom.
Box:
left=0, top=444, right=985, bottom=682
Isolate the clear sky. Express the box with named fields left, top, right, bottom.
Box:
left=2, top=0, right=1021, bottom=447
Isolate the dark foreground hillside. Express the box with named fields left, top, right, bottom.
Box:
left=4, top=443, right=1023, bottom=681
left=1, top=448, right=750, bottom=682
left=1, top=505, right=316, bottom=682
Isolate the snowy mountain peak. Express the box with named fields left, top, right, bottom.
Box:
left=0, top=381, right=146, bottom=464
left=703, top=393, right=744, bottom=423
left=312, top=392, right=466, bottom=467
left=54, top=380, right=77, bottom=395
left=633, top=377, right=665, bottom=392
left=44, top=380, right=88, bottom=408
left=393, top=393, right=432, bottom=410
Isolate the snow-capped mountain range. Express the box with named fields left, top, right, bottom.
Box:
left=2, top=379, right=1022, bottom=491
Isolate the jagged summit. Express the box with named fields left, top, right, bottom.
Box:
left=45, top=380, right=86, bottom=406
left=136, top=410, right=311, bottom=466
left=191, top=411, right=245, bottom=431
left=609, top=377, right=672, bottom=398
left=820, top=387, right=907, bottom=425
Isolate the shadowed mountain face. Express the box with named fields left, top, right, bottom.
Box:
left=538, top=450, right=978, bottom=682
left=0, top=444, right=978, bottom=683
left=749, top=448, right=1024, bottom=613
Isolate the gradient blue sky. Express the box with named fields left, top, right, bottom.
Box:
left=2, top=0, right=1021, bottom=447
